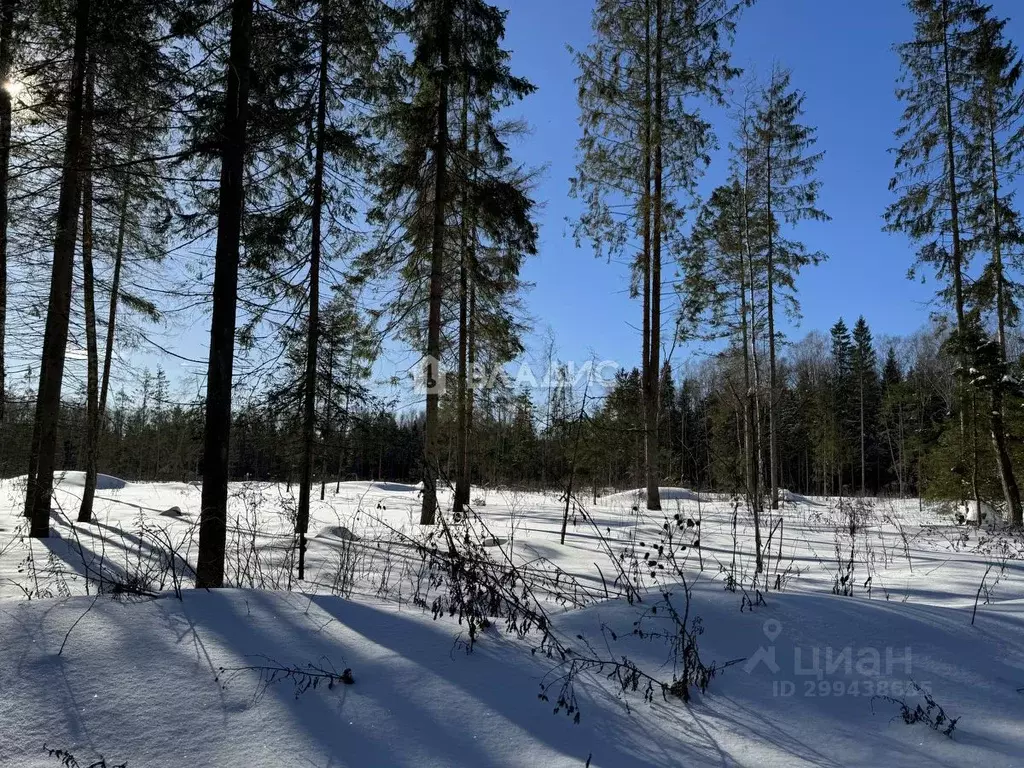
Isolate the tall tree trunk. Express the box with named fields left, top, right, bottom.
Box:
left=25, top=0, right=90, bottom=537
left=644, top=0, right=663, bottom=512
left=99, top=187, right=129, bottom=421
left=453, top=67, right=470, bottom=517
left=79, top=59, right=99, bottom=524
left=983, top=90, right=1022, bottom=525
left=765, top=88, right=779, bottom=511
left=321, top=335, right=334, bottom=501
left=195, top=0, right=253, bottom=588
left=940, top=0, right=975, bottom=515
left=0, top=0, right=14, bottom=426
left=639, top=0, right=653, bottom=508
left=859, top=377, right=865, bottom=495
left=742, top=167, right=764, bottom=572
left=463, top=250, right=476, bottom=502
left=297, top=0, right=329, bottom=581
left=420, top=0, right=451, bottom=526
left=738, top=199, right=757, bottom=515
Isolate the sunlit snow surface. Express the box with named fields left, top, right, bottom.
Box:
left=0, top=477, right=1022, bottom=766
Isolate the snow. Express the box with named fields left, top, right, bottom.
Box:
left=0, top=479, right=1023, bottom=766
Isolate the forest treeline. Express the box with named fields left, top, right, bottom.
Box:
left=2, top=316, right=1014, bottom=509
left=2, top=0, right=1024, bottom=587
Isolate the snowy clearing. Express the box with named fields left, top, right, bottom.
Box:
left=0, top=477, right=1022, bottom=766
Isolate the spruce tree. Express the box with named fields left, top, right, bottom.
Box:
left=886, top=0, right=982, bottom=511
left=24, top=0, right=90, bottom=537
left=829, top=318, right=854, bottom=492
left=963, top=5, right=1024, bottom=524
left=364, top=0, right=535, bottom=524
left=195, top=0, right=254, bottom=588
left=742, top=65, right=828, bottom=510
left=572, top=0, right=743, bottom=511
left=850, top=316, right=879, bottom=495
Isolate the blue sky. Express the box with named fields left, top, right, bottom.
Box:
left=498, top=0, right=1024, bottom=373
left=124, top=0, right=1024, bottom=403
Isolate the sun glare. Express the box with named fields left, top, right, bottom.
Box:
left=2, top=80, right=24, bottom=99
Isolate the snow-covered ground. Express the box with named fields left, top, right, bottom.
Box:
left=0, top=475, right=1022, bottom=766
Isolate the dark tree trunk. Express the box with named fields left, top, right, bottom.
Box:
left=0, top=0, right=14, bottom=426
left=79, top=60, right=99, bottom=523
left=99, top=187, right=129, bottom=421
left=25, top=0, right=90, bottom=537
left=196, top=0, right=253, bottom=588
left=420, top=0, right=451, bottom=526
left=454, top=74, right=469, bottom=517
left=297, top=0, right=329, bottom=581
left=644, top=0, right=663, bottom=512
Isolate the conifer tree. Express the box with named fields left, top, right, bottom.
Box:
left=829, top=318, right=853, bottom=491
left=24, top=0, right=90, bottom=537
left=364, top=0, right=535, bottom=524
left=742, top=65, right=828, bottom=510
left=0, top=0, right=16, bottom=424
left=963, top=5, right=1024, bottom=524
left=76, top=0, right=176, bottom=524
left=886, top=0, right=982, bottom=511
left=195, top=0, right=254, bottom=588
left=572, top=0, right=743, bottom=511
left=851, top=316, right=879, bottom=495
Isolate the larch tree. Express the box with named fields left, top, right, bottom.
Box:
left=572, top=0, right=743, bottom=511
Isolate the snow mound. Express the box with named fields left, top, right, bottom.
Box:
left=604, top=487, right=702, bottom=504
left=368, top=481, right=421, bottom=493
left=780, top=488, right=815, bottom=505
left=317, top=525, right=360, bottom=541
left=53, top=471, right=128, bottom=491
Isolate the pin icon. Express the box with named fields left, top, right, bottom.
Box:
left=762, top=619, right=782, bottom=642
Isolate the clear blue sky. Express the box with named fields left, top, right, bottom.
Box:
left=130, top=0, right=1024, bottom=403
left=498, top=0, right=1024, bottom=372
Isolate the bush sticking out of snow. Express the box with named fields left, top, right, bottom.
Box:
left=872, top=681, right=960, bottom=738
left=44, top=744, right=128, bottom=768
